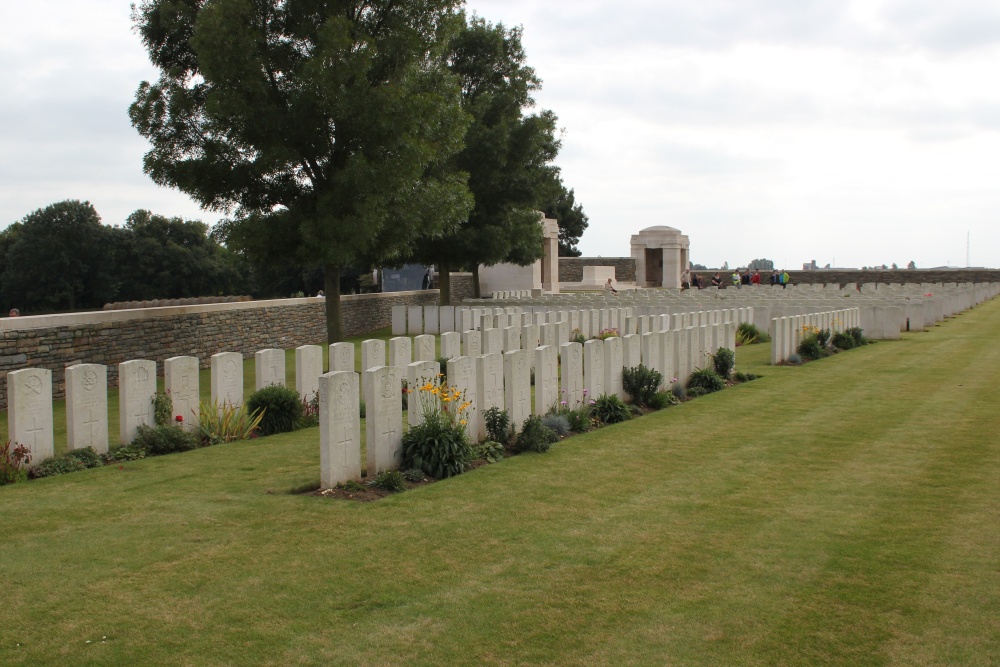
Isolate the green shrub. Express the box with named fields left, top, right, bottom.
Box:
left=0, top=440, right=32, bottom=485
left=816, top=328, right=832, bottom=348
left=797, top=334, right=825, bottom=361
left=368, top=470, right=406, bottom=493
left=831, top=331, right=856, bottom=350
left=401, top=468, right=426, bottom=482
left=734, top=371, right=759, bottom=382
left=594, top=328, right=619, bottom=340
left=649, top=390, right=679, bottom=409
left=687, top=367, right=725, bottom=394
left=132, top=424, right=200, bottom=456
left=401, top=410, right=472, bottom=479
left=592, top=393, right=631, bottom=424
left=359, top=400, right=366, bottom=419
left=562, top=405, right=592, bottom=433
left=570, top=329, right=586, bottom=344
left=483, top=406, right=513, bottom=444
left=102, top=444, right=147, bottom=463
left=671, top=384, right=687, bottom=401
left=687, top=386, right=707, bottom=398
left=622, top=364, right=663, bottom=408
left=197, top=399, right=265, bottom=445
left=474, top=440, right=505, bottom=463
left=736, top=322, right=767, bottom=345
left=515, top=415, right=558, bottom=453
left=247, top=384, right=303, bottom=436
left=846, top=327, right=868, bottom=346
left=152, top=392, right=173, bottom=427
left=29, top=447, right=104, bottom=479
left=712, top=347, right=736, bottom=378
left=787, top=353, right=803, bottom=365
left=541, top=414, right=571, bottom=436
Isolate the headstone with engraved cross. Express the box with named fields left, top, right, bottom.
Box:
left=503, top=349, right=532, bottom=432
left=255, top=348, right=286, bottom=390
left=66, top=363, right=109, bottom=453
left=164, top=356, right=199, bottom=433
left=211, top=352, right=244, bottom=409
left=363, top=366, right=403, bottom=475
left=329, top=342, right=354, bottom=372
left=8, top=367, right=54, bottom=463
left=319, top=371, right=362, bottom=488
left=120, top=359, right=156, bottom=445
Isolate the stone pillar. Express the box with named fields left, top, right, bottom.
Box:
left=541, top=216, right=560, bottom=293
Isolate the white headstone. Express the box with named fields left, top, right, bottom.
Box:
left=293, top=345, right=323, bottom=403
left=462, top=330, right=482, bottom=358
left=363, top=366, right=403, bottom=474
left=440, top=332, right=461, bottom=359
left=502, top=327, right=521, bottom=353
left=7, top=368, right=54, bottom=463
left=406, top=360, right=440, bottom=427
left=330, top=342, right=355, bottom=372
left=622, top=334, right=641, bottom=370
left=389, top=337, right=413, bottom=372
left=604, top=336, right=625, bottom=400
left=66, top=363, right=109, bottom=452
left=413, top=334, right=436, bottom=362
left=504, top=349, right=532, bottom=432
left=560, top=342, right=584, bottom=408
left=391, top=305, right=407, bottom=336
left=641, top=332, right=660, bottom=378
left=424, top=306, right=440, bottom=335
left=319, top=371, right=362, bottom=488
left=483, top=328, right=502, bottom=355
left=584, top=339, right=606, bottom=398
left=476, top=353, right=505, bottom=441
left=407, top=306, right=423, bottom=335
left=211, top=352, right=243, bottom=408
left=164, top=356, right=199, bottom=433
left=459, top=309, right=473, bottom=332
left=447, top=356, right=479, bottom=442
left=534, top=345, right=559, bottom=415
left=119, top=359, right=157, bottom=445
left=255, top=348, right=285, bottom=390
left=361, top=339, right=387, bottom=404
left=440, top=306, right=455, bottom=333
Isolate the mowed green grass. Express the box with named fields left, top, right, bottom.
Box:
left=2, top=306, right=999, bottom=665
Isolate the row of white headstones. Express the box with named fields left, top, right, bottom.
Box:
left=5, top=307, right=859, bottom=487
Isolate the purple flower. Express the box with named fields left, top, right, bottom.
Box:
left=560, top=401, right=568, bottom=406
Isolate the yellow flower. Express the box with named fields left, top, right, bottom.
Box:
left=442, top=396, right=452, bottom=402
left=459, top=419, right=467, bottom=426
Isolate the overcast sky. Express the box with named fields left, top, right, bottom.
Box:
left=2, top=1, right=999, bottom=269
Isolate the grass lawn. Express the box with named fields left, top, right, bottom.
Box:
left=2, top=306, right=999, bottom=665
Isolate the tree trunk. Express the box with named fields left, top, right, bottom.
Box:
left=324, top=264, right=343, bottom=344
left=472, top=264, right=481, bottom=299
left=438, top=261, right=451, bottom=306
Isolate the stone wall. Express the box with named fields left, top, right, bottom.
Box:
left=559, top=257, right=637, bottom=283
left=0, top=290, right=453, bottom=408
left=780, top=269, right=1000, bottom=287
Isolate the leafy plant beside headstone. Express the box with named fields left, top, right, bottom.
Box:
left=622, top=364, right=663, bottom=408
left=247, top=385, right=304, bottom=436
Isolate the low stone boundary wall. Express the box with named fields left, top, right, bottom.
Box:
left=0, top=291, right=447, bottom=409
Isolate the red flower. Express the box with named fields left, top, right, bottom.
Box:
left=175, top=415, right=184, bottom=422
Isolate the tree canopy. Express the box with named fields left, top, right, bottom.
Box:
left=543, top=182, right=588, bottom=257
left=130, top=0, right=474, bottom=341
left=1, top=201, right=117, bottom=312
left=407, top=15, right=561, bottom=300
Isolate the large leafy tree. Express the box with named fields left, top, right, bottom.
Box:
left=130, top=0, right=473, bottom=341
left=409, top=15, right=560, bottom=301
left=1, top=201, right=117, bottom=312
left=542, top=182, right=588, bottom=257
left=113, top=209, right=247, bottom=300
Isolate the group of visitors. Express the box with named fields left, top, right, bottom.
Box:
left=681, top=267, right=791, bottom=290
